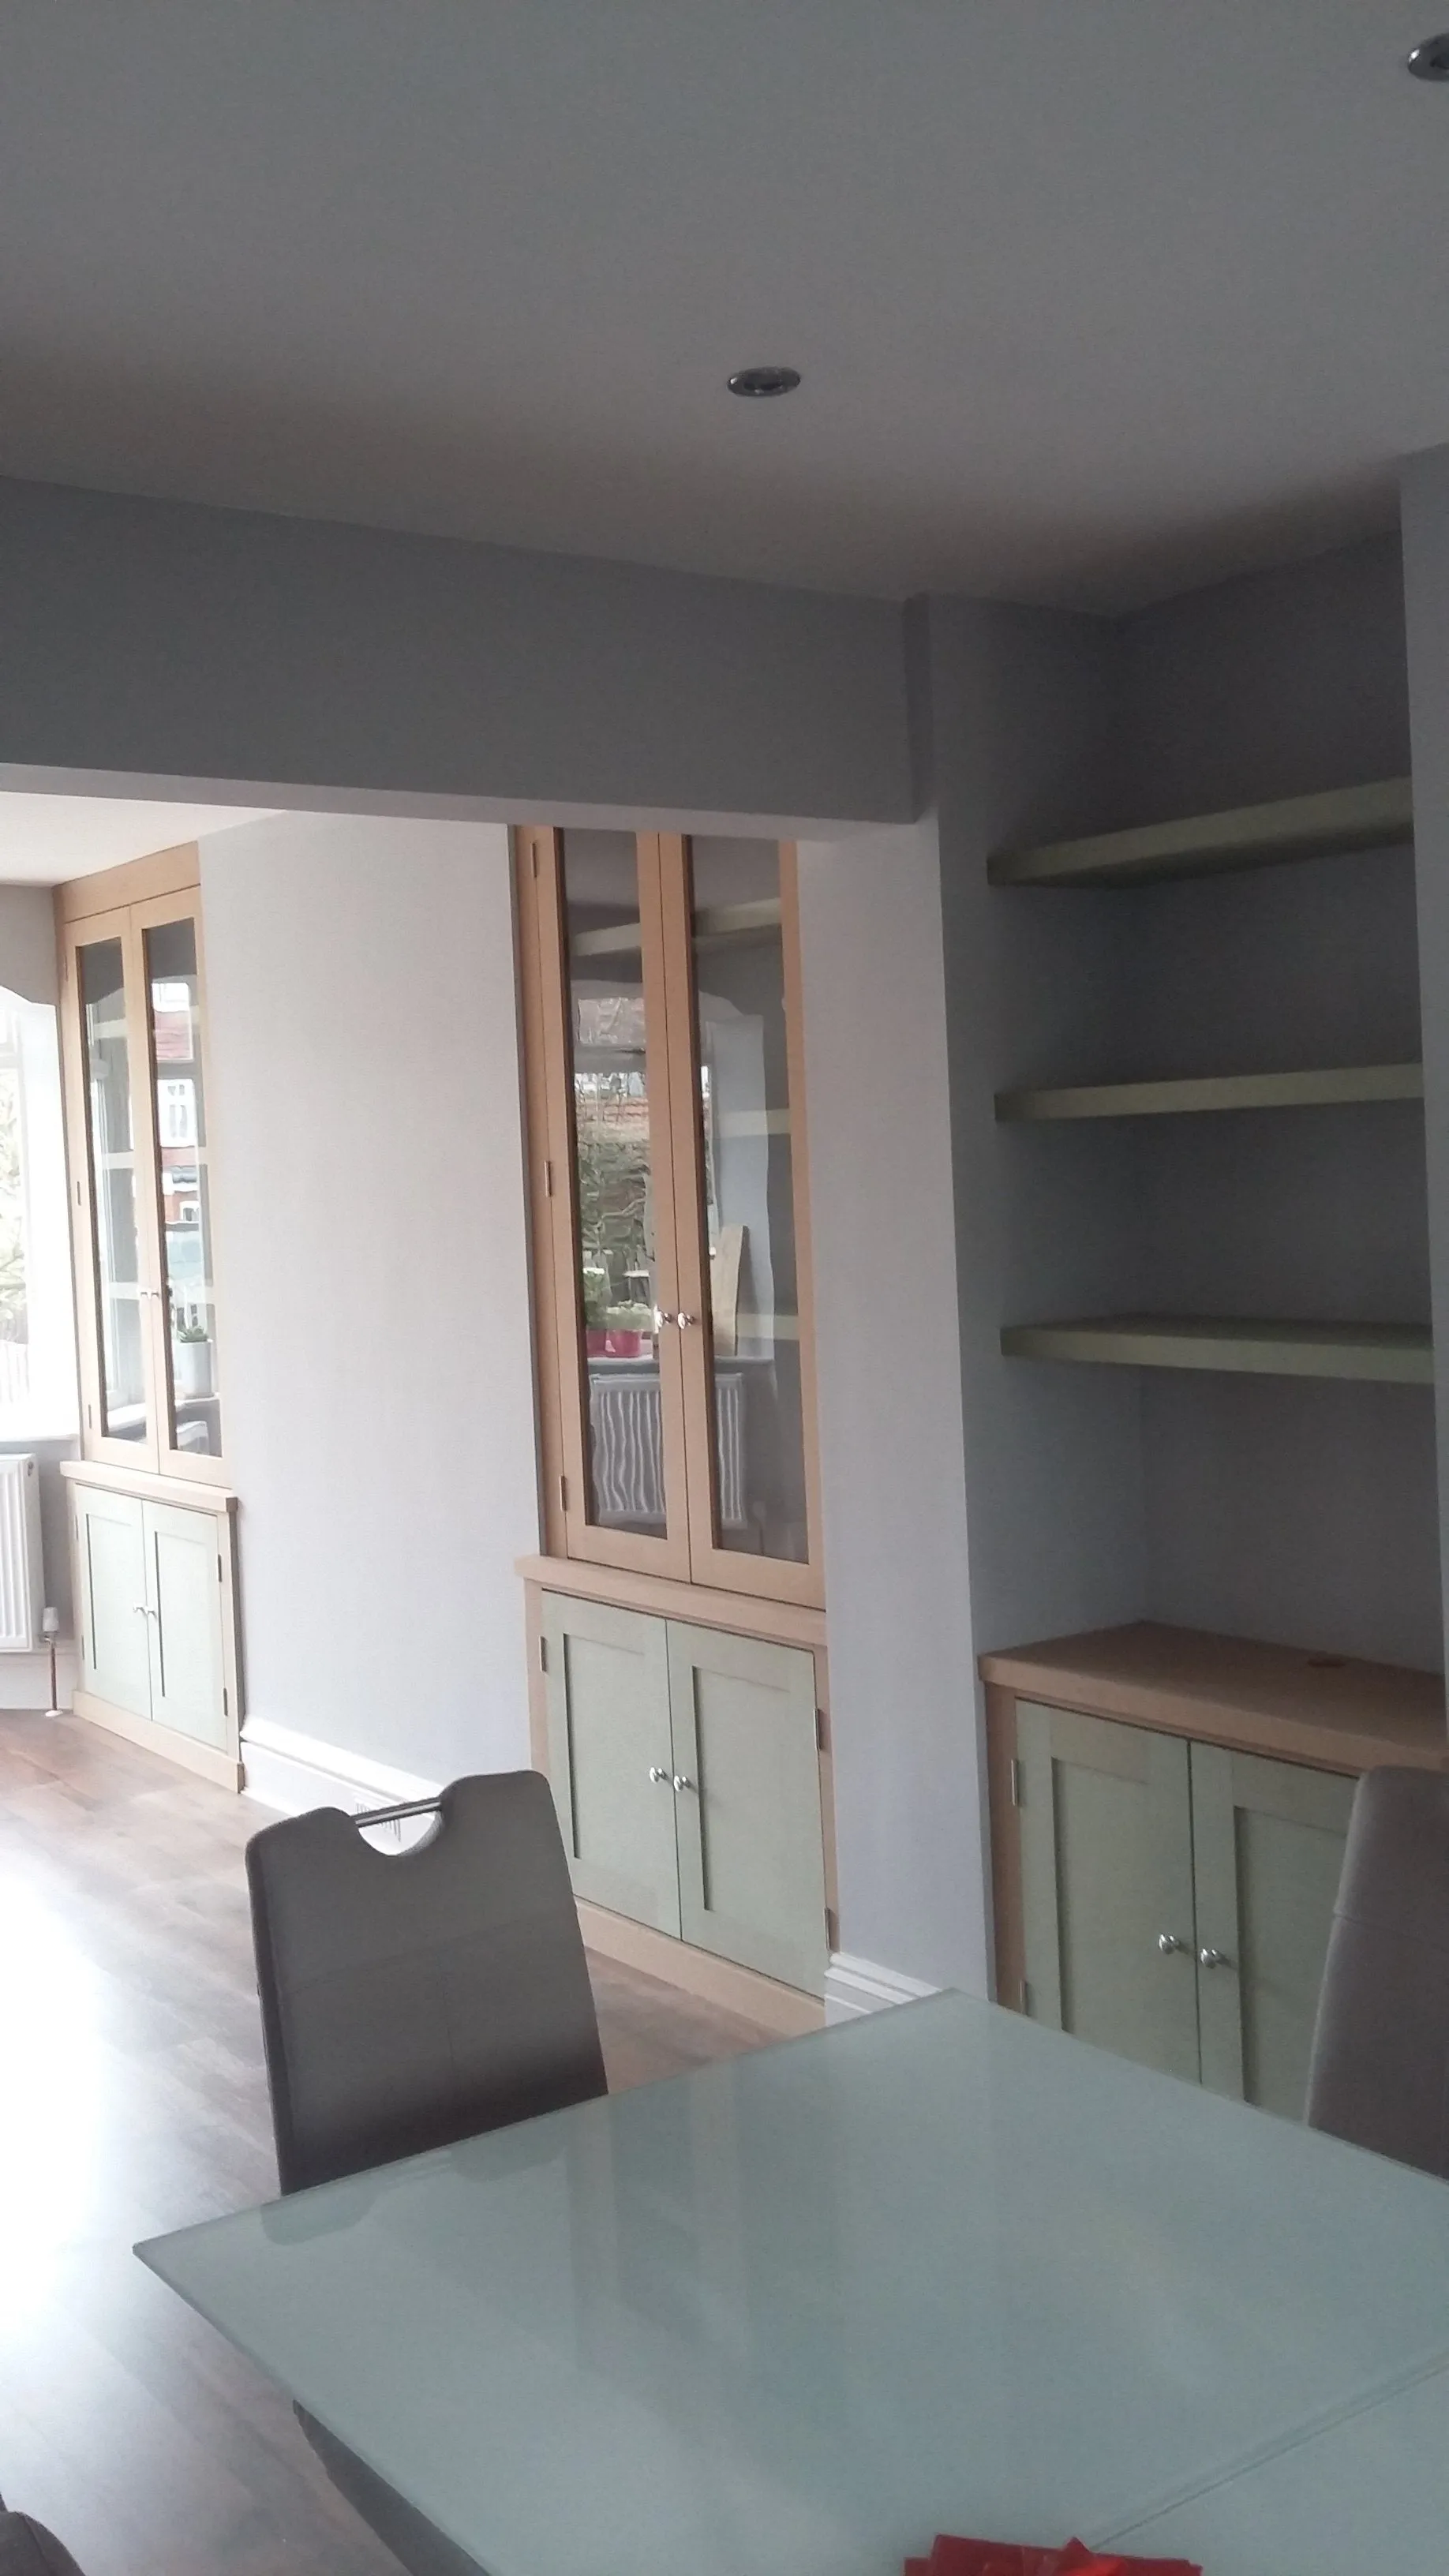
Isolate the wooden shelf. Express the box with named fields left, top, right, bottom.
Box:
left=995, top=1062, right=1424, bottom=1121
left=988, top=776, right=1413, bottom=889
left=980, top=1621, right=1447, bottom=1774
left=1001, top=1316, right=1433, bottom=1384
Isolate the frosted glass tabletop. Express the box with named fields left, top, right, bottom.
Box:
left=137, top=1994, right=1449, bottom=2576
left=1103, top=2361, right=1449, bottom=2576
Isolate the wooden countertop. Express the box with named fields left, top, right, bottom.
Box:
left=980, top=1620, right=1447, bottom=1773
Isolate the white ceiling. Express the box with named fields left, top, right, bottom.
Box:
left=0, top=4, right=1445, bottom=607
left=0, top=797, right=272, bottom=885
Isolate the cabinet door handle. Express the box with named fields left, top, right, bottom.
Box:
left=1156, top=1932, right=1190, bottom=1956
left=647, top=1765, right=671, bottom=1786
left=671, top=1773, right=695, bottom=1794
left=1198, top=1946, right=1234, bottom=1970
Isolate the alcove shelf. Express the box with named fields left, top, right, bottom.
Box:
left=995, top=1062, right=1424, bottom=1121
left=1000, top=1316, right=1433, bottom=1384
left=988, top=775, right=1413, bottom=889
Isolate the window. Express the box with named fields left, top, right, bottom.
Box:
left=0, top=991, right=79, bottom=1439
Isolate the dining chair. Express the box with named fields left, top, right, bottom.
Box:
left=246, top=1768, right=608, bottom=2574
left=0, top=2497, right=85, bottom=2574
left=1305, top=1764, right=1449, bottom=2181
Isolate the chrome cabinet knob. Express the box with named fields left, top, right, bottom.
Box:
left=671, top=1773, right=695, bottom=1794
left=1157, top=1932, right=1190, bottom=1956
left=1199, top=1946, right=1234, bottom=1970
left=647, top=1765, right=670, bottom=1785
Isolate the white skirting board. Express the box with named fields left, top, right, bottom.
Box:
left=824, top=1951, right=940, bottom=2024
left=0, top=1641, right=78, bottom=1711
left=242, top=1713, right=441, bottom=1825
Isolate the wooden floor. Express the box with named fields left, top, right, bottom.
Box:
left=0, top=1709, right=777, bottom=2573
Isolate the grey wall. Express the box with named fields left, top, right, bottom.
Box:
left=925, top=596, right=1150, bottom=1676
left=0, top=882, right=58, bottom=1004
left=796, top=823, right=984, bottom=1995
left=0, top=476, right=912, bottom=831
left=1120, top=532, right=1411, bottom=821
left=200, top=811, right=539, bottom=1785
left=922, top=540, right=1440, bottom=1698
left=1401, top=445, right=1449, bottom=1664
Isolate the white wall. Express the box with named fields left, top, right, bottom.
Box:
left=796, top=825, right=985, bottom=1996
left=200, top=812, right=539, bottom=1788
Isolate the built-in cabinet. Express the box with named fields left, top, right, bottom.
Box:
left=540, top=1591, right=828, bottom=1998
left=517, top=826, right=822, bottom=1608
left=985, top=1623, right=1447, bottom=2118
left=65, top=1462, right=240, bottom=1786
left=58, top=846, right=227, bottom=1481
left=517, top=823, right=831, bottom=2020
left=1016, top=1700, right=1354, bottom=2114
left=56, top=846, right=242, bottom=1788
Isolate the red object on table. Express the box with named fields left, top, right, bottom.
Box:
left=906, top=2540, right=1201, bottom=2576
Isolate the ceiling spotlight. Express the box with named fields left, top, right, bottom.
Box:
left=1407, top=32, right=1449, bottom=77
left=727, top=365, right=801, bottom=399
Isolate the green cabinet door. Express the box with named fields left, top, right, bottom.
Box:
left=1190, top=1743, right=1355, bottom=2117
left=144, top=1502, right=227, bottom=1748
left=666, top=1621, right=827, bottom=1996
left=76, top=1485, right=151, bottom=1719
left=541, top=1593, right=680, bottom=1935
left=1017, top=1702, right=1200, bottom=2083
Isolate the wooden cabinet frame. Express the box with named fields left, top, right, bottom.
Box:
left=57, top=852, right=229, bottom=1487
left=517, top=825, right=825, bottom=1610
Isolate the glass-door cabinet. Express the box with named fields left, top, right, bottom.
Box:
left=518, top=826, right=823, bottom=1609
left=60, top=876, right=227, bottom=1486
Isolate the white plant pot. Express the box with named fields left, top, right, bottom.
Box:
left=174, top=1337, right=214, bottom=1398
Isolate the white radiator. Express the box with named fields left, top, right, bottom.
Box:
left=0, top=1455, right=43, bottom=1651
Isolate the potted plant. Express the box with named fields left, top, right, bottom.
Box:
left=173, top=1314, right=214, bottom=1398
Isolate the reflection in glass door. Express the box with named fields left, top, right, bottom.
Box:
left=79, top=937, right=147, bottom=1443
left=687, top=839, right=810, bottom=1564
left=560, top=830, right=671, bottom=1538
left=144, top=917, right=223, bottom=1461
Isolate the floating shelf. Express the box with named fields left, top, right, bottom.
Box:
left=995, top=1063, right=1425, bottom=1121
left=988, top=776, right=1413, bottom=889
left=1001, top=1316, right=1433, bottom=1385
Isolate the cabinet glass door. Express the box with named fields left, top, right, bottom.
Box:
left=77, top=930, right=151, bottom=1448
left=668, top=839, right=822, bottom=1604
left=142, top=911, right=223, bottom=1468
left=549, top=830, right=690, bottom=1574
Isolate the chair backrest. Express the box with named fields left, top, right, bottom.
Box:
left=0, top=2512, right=86, bottom=2575
left=247, top=1770, right=607, bottom=2194
left=1305, top=1765, right=1449, bottom=2180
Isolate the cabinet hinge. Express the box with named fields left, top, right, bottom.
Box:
left=85, top=1402, right=93, bottom=1430
left=1009, top=1756, right=1024, bottom=1807
left=558, top=1473, right=568, bottom=1514
left=825, top=1906, right=839, bottom=1953
left=538, top=1634, right=549, bottom=1675
left=530, top=837, right=540, bottom=878
left=1020, top=1977, right=1032, bottom=2015
left=217, top=1555, right=223, bottom=1582
left=222, top=1686, right=229, bottom=1717
left=543, top=1159, right=555, bottom=1197
left=814, top=1705, right=828, bottom=1753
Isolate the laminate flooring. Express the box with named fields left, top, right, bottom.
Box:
left=0, top=1709, right=777, bottom=2574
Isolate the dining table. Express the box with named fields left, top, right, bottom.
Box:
left=136, top=1990, right=1449, bottom=2576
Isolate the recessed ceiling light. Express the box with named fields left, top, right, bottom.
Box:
left=1407, top=32, right=1449, bottom=77
left=727, top=365, right=801, bottom=399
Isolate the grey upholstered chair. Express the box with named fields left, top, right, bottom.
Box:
left=246, top=1769, right=608, bottom=2574
left=1305, top=1765, right=1449, bottom=2181
left=0, top=2499, right=85, bottom=2575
